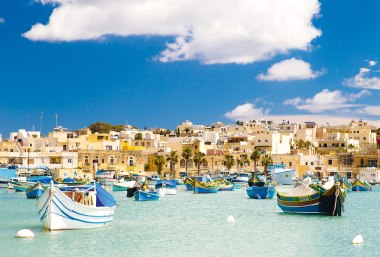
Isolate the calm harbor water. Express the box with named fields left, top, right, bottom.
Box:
left=0, top=185, right=379, bottom=257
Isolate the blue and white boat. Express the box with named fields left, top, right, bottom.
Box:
left=352, top=179, right=371, bottom=191
left=36, top=182, right=118, bottom=230
left=246, top=185, right=276, bottom=199
left=246, top=173, right=276, bottom=199
left=26, top=182, right=45, bottom=199
left=232, top=173, right=249, bottom=183
left=134, top=190, right=160, bottom=201
left=155, top=180, right=177, bottom=195
left=268, top=164, right=295, bottom=185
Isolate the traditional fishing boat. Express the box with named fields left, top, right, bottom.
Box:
left=61, top=177, right=90, bottom=186
left=193, top=178, right=220, bottom=194
left=134, top=190, right=160, bottom=201
left=338, top=178, right=352, bottom=192
left=26, top=182, right=45, bottom=199
left=184, top=177, right=194, bottom=190
left=155, top=180, right=177, bottom=195
left=214, top=179, right=234, bottom=191
left=246, top=174, right=275, bottom=199
left=268, top=164, right=295, bottom=185
left=277, top=178, right=345, bottom=216
left=36, top=182, right=118, bottom=230
left=12, top=182, right=29, bottom=192
left=352, top=179, right=371, bottom=191
left=113, top=181, right=136, bottom=191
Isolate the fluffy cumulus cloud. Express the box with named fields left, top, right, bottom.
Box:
left=369, top=60, right=377, bottom=66
left=225, top=103, right=269, bottom=121
left=257, top=58, right=321, bottom=81
left=345, top=67, right=380, bottom=90
left=23, top=0, right=321, bottom=64
left=284, top=89, right=371, bottom=113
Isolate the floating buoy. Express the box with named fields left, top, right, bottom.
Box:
left=352, top=235, right=363, bottom=245
left=227, top=215, right=236, bottom=223
left=16, top=229, right=35, bottom=238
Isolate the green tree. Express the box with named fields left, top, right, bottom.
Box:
left=261, top=154, right=273, bottom=175
left=89, top=122, right=112, bottom=133
left=223, top=154, right=235, bottom=171
left=237, top=154, right=250, bottom=170
left=193, top=151, right=206, bottom=176
left=182, top=148, right=193, bottom=176
left=154, top=155, right=166, bottom=175
left=250, top=150, right=261, bottom=172
left=166, top=151, right=179, bottom=178
left=135, top=133, right=143, bottom=140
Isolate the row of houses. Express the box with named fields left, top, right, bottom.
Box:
left=0, top=119, right=379, bottom=181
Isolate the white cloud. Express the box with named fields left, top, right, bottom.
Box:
left=225, top=103, right=268, bottom=121
left=23, top=0, right=321, bottom=64
left=369, top=60, right=377, bottom=67
left=0, top=17, right=4, bottom=24
left=345, top=67, right=380, bottom=90
left=284, top=89, right=370, bottom=113
left=257, top=58, right=321, bottom=81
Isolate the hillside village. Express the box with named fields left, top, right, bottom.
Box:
left=0, top=119, right=379, bottom=182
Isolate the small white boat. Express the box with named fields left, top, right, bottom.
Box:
left=269, top=164, right=295, bottom=185
left=36, top=182, right=118, bottom=230
left=232, top=173, right=249, bottom=183
left=7, top=177, right=27, bottom=189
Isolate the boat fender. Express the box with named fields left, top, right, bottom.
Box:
left=227, top=215, right=236, bottom=223
left=352, top=235, right=363, bottom=245
left=16, top=229, right=35, bottom=238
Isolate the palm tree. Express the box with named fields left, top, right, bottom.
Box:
left=237, top=154, right=249, bottom=171
left=166, top=151, right=179, bottom=178
left=193, top=151, right=206, bottom=176
left=250, top=150, right=261, bottom=171
left=182, top=148, right=193, bottom=176
left=223, top=154, right=235, bottom=171
left=154, top=155, right=166, bottom=175
left=135, top=133, right=143, bottom=140
left=261, top=154, right=273, bottom=175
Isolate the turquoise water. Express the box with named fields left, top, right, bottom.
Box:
left=0, top=185, right=379, bottom=257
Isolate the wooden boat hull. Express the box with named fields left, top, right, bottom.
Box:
left=184, top=177, right=194, bottom=190
left=277, top=184, right=345, bottom=216
left=246, top=185, right=275, bottom=199
left=271, top=169, right=295, bottom=185
left=134, top=190, right=160, bottom=201
left=37, top=185, right=116, bottom=230
left=352, top=179, right=371, bottom=191
left=339, top=179, right=352, bottom=192
left=218, top=184, right=234, bottom=191
left=193, top=180, right=219, bottom=194
left=26, top=183, right=45, bottom=199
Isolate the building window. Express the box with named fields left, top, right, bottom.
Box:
left=289, top=162, right=292, bottom=167
left=328, top=160, right=332, bottom=165
left=311, top=162, right=314, bottom=165
left=105, top=145, right=112, bottom=150
left=110, top=156, right=114, bottom=164
left=305, top=162, right=308, bottom=165
left=68, top=159, right=72, bottom=163
left=85, top=156, right=89, bottom=164
left=363, top=137, right=366, bottom=140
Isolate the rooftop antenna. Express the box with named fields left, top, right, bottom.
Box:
left=39, top=112, right=43, bottom=133
left=55, top=114, right=59, bottom=128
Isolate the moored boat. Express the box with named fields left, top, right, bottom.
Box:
left=352, top=179, right=371, bottom=191
left=12, top=182, right=29, bottom=192
left=36, top=182, right=118, bottom=230
left=155, top=180, right=177, bottom=195
left=246, top=173, right=276, bottom=199
left=134, top=190, right=160, bottom=201
left=214, top=178, right=234, bottom=191
left=276, top=178, right=345, bottom=216
left=193, top=178, right=220, bottom=194
left=269, top=164, right=295, bottom=185
left=26, top=182, right=45, bottom=199
left=184, top=177, right=194, bottom=190
left=113, top=181, right=136, bottom=191
left=232, top=173, right=249, bottom=184
left=339, top=178, right=352, bottom=192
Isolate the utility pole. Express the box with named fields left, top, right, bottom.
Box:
left=55, top=114, right=59, bottom=128
left=39, top=112, right=43, bottom=133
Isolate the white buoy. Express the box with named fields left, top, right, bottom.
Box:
left=15, top=229, right=35, bottom=238
left=352, top=235, right=363, bottom=245
left=227, top=215, right=236, bottom=223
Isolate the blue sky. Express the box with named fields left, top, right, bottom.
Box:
left=1, top=0, right=380, bottom=136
